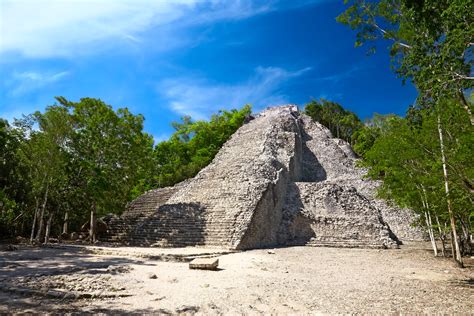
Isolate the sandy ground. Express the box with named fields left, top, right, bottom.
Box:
left=0, top=242, right=472, bottom=314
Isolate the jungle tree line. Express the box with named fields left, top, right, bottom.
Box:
left=334, top=0, right=473, bottom=266
left=0, top=97, right=251, bottom=242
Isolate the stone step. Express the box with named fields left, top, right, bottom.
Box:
left=305, top=239, right=385, bottom=249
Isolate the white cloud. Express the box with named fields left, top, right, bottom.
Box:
left=0, top=0, right=276, bottom=58
left=0, top=0, right=192, bottom=57
left=7, top=70, right=70, bottom=96
left=0, top=0, right=328, bottom=59
left=158, top=66, right=312, bottom=119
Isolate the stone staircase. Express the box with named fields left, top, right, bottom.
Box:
left=102, top=186, right=181, bottom=243
left=155, top=106, right=302, bottom=250
left=305, top=239, right=384, bottom=248
left=124, top=186, right=178, bottom=218
left=126, top=203, right=206, bottom=247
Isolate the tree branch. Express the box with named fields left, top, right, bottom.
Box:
left=453, top=72, right=474, bottom=80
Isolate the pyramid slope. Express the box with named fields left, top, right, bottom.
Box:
left=104, top=105, right=424, bottom=248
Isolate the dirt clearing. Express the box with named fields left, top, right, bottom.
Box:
left=0, top=242, right=472, bottom=314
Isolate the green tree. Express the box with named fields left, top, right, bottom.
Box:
left=1, top=98, right=158, bottom=242
left=0, top=119, right=26, bottom=236
left=337, top=0, right=474, bottom=124
left=11, top=106, right=73, bottom=243
left=56, top=97, right=154, bottom=242
left=352, top=113, right=400, bottom=157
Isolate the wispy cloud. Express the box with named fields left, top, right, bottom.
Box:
left=6, top=70, right=70, bottom=96
left=0, top=0, right=326, bottom=59
left=1, top=0, right=190, bottom=58
left=313, top=65, right=365, bottom=83
left=158, top=66, right=312, bottom=119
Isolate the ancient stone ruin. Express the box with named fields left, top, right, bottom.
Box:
left=104, top=105, right=424, bottom=249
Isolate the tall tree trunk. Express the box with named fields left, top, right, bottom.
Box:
left=90, top=202, right=96, bottom=244
left=420, top=187, right=437, bottom=256
left=63, top=211, right=69, bottom=235
left=427, top=211, right=438, bottom=255
left=44, top=211, right=54, bottom=244
left=424, top=211, right=438, bottom=256
left=35, top=179, right=50, bottom=243
left=437, top=115, right=463, bottom=266
left=450, top=231, right=456, bottom=258
left=435, top=214, right=446, bottom=257
left=30, top=198, right=39, bottom=244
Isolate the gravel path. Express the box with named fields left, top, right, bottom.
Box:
left=0, top=242, right=472, bottom=314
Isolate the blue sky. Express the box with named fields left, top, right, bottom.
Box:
left=0, top=0, right=418, bottom=141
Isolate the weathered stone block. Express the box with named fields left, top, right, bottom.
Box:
left=189, top=258, right=219, bottom=270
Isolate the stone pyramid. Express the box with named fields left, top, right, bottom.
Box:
left=104, top=105, right=424, bottom=249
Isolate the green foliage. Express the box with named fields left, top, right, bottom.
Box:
left=0, top=98, right=155, bottom=237
left=0, top=119, right=29, bottom=235
left=0, top=189, right=19, bottom=236
left=352, top=113, right=401, bottom=157
left=153, top=105, right=252, bottom=187
left=56, top=97, right=155, bottom=218
left=304, top=99, right=363, bottom=144
left=0, top=100, right=251, bottom=239
left=0, top=119, right=26, bottom=199
left=337, top=0, right=473, bottom=117
left=303, top=99, right=404, bottom=158
left=361, top=100, right=473, bottom=247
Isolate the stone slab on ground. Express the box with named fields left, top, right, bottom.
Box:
left=189, top=257, right=219, bottom=270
